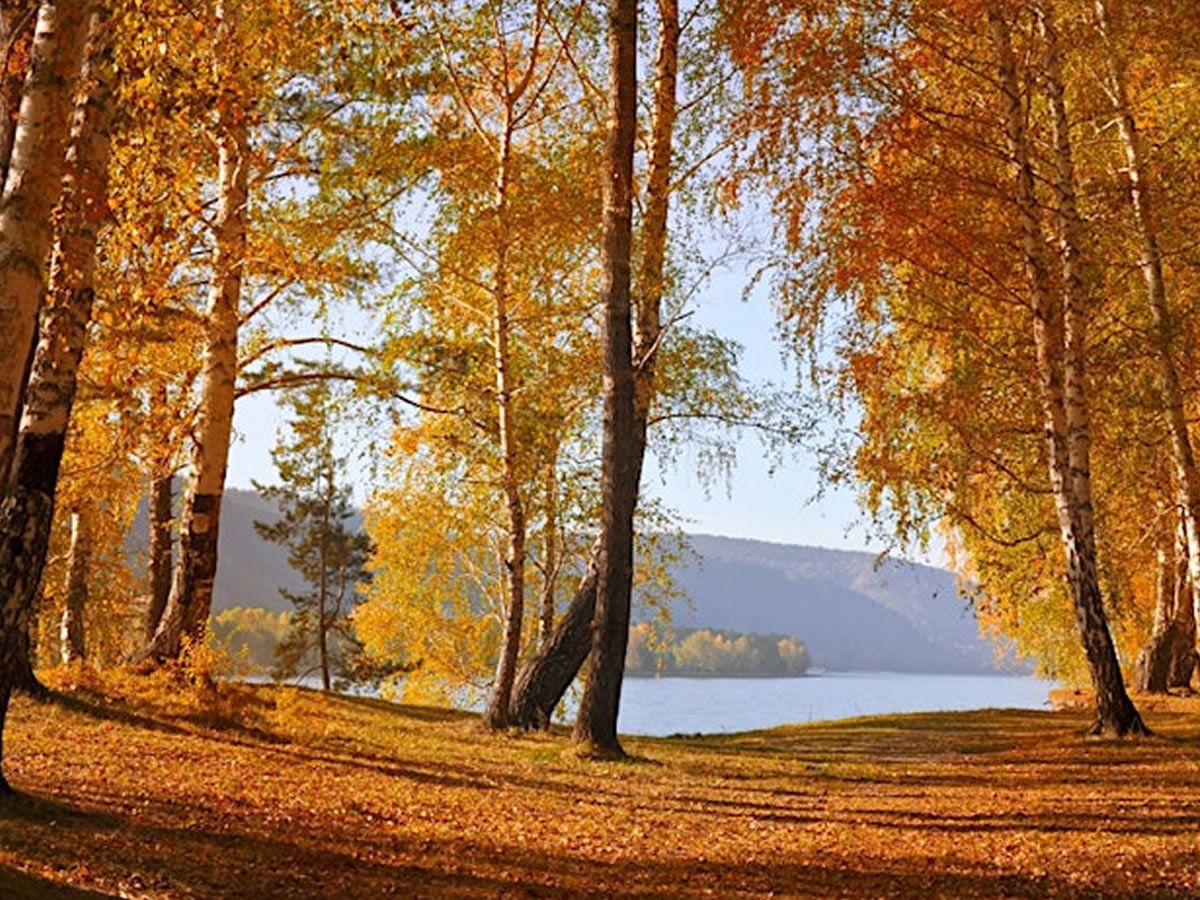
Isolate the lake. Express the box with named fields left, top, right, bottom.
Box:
left=600, top=672, right=1055, bottom=736
left=254, top=671, right=1055, bottom=737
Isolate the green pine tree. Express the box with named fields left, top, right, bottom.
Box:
left=254, top=382, right=372, bottom=691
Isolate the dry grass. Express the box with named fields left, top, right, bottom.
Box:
left=2, top=679, right=1200, bottom=898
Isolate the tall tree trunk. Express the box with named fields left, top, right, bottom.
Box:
left=144, top=469, right=173, bottom=640
left=509, top=0, right=678, bottom=730
left=0, top=0, right=102, bottom=793
left=1095, top=0, right=1200, bottom=694
left=143, top=0, right=247, bottom=662
left=0, top=2, right=35, bottom=457
left=987, top=3, right=1145, bottom=736
left=572, top=0, right=639, bottom=758
left=0, top=2, right=36, bottom=180
left=482, top=121, right=527, bottom=729
left=58, top=509, right=87, bottom=663
left=0, top=0, right=108, bottom=617
left=0, top=0, right=91, bottom=486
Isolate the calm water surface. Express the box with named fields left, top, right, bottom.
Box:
left=260, top=671, right=1054, bottom=737
left=604, top=672, right=1054, bottom=736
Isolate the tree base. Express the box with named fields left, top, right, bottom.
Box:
left=480, top=708, right=511, bottom=732
left=1134, top=623, right=1195, bottom=694
left=573, top=738, right=627, bottom=762
left=1087, top=712, right=1152, bottom=739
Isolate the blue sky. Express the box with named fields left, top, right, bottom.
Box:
left=224, top=258, right=893, bottom=557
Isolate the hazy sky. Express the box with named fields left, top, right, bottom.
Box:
left=224, top=263, right=888, bottom=556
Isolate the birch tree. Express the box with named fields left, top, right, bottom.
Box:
left=0, top=0, right=94, bottom=793
left=142, top=0, right=248, bottom=660
left=571, top=0, right=638, bottom=757
left=1094, top=0, right=1200, bottom=688
left=0, top=0, right=91, bottom=485
left=0, top=4, right=111, bottom=685
left=986, top=0, right=1142, bottom=736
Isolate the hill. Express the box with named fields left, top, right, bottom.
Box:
left=132, top=489, right=1012, bottom=674
left=667, top=534, right=1012, bottom=674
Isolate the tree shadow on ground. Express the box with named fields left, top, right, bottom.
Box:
left=0, top=865, right=114, bottom=898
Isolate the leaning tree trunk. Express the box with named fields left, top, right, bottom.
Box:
left=1095, top=0, right=1200, bottom=692
left=509, top=543, right=600, bottom=728
left=0, top=0, right=101, bottom=794
left=509, top=0, right=678, bottom=730
left=0, top=0, right=91, bottom=485
left=143, top=0, right=247, bottom=662
left=0, top=2, right=36, bottom=180
left=59, top=510, right=88, bottom=663
left=987, top=2, right=1145, bottom=736
left=0, top=0, right=109, bottom=634
left=572, top=0, right=639, bottom=758
left=144, top=469, right=173, bottom=640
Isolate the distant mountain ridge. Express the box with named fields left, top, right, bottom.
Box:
left=132, top=489, right=1014, bottom=674
left=668, top=535, right=1014, bottom=674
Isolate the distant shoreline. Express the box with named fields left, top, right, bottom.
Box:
left=622, top=669, right=1033, bottom=680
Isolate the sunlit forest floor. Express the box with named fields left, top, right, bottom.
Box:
left=2, top=679, right=1200, bottom=899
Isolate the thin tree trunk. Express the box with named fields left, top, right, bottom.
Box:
left=538, top=453, right=560, bottom=648
left=59, top=509, right=87, bottom=663
left=1095, top=0, right=1200, bottom=694
left=0, top=1, right=102, bottom=792
left=318, top=463, right=331, bottom=691
left=0, top=0, right=91, bottom=486
left=509, top=0, right=677, bottom=730
left=481, top=83, right=528, bottom=729
left=572, top=0, right=639, bottom=757
left=145, top=469, right=173, bottom=640
left=987, top=3, right=1144, bottom=736
left=143, top=0, right=247, bottom=662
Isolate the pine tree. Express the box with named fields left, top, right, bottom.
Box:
left=253, top=383, right=371, bottom=691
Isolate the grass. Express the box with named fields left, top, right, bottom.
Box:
left=2, top=679, right=1200, bottom=898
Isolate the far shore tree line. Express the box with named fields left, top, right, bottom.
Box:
left=1, top=0, right=1199, bottom=788
left=213, top=607, right=811, bottom=683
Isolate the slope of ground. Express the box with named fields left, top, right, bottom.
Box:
left=2, top=680, right=1199, bottom=898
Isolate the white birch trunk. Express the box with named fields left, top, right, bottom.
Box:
left=0, top=0, right=91, bottom=486
left=483, top=116, right=527, bottom=730
left=986, top=1, right=1144, bottom=735
left=59, top=509, right=87, bottom=663
left=144, top=0, right=247, bottom=661
left=1095, top=0, right=1200, bottom=677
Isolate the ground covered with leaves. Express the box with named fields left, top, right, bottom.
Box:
left=1, top=677, right=1199, bottom=898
